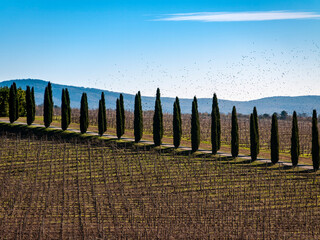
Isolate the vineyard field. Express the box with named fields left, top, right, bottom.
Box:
left=0, top=132, right=320, bottom=239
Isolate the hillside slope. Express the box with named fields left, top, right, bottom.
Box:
left=1, top=79, right=319, bottom=115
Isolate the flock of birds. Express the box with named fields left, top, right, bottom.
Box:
left=84, top=41, right=320, bottom=108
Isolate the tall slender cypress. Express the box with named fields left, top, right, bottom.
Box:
left=9, top=82, right=18, bottom=123
left=80, top=93, right=89, bottom=134
left=250, top=113, right=258, bottom=161
left=153, top=88, right=163, bottom=146
left=31, top=87, right=35, bottom=123
left=48, top=82, right=53, bottom=123
left=134, top=91, right=143, bottom=143
left=156, top=88, right=163, bottom=139
left=65, top=88, right=71, bottom=126
left=291, top=111, right=300, bottom=167
left=231, top=106, right=239, bottom=158
left=61, top=89, right=68, bottom=130
left=253, top=107, right=260, bottom=154
left=176, top=96, right=181, bottom=127
left=191, top=96, right=200, bottom=152
left=153, top=100, right=162, bottom=146
left=43, top=82, right=53, bottom=128
left=15, top=84, right=19, bottom=120
left=212, top=93, right=221, bottom=150
left=98, top=92, right=106, bottom=136
left=101, top=92, right=107, bottom=132
left=211, top=94, right=220, bottom=154
left=271, top=113, right=279, bottom=164
left=173, top=97, right=182, bottom=148
left=98, top=99, right=105, bottom=136
left=43, top=87, right=49, bottom=127
left=120, top=94, right=125, bottom=135
left=25, top=86, right=31, bottom=124
left=116, top=98, right=123, bottom=139
left=26, top=86, right=33, bottom=125
left=312, top=110, right=319, bottom=171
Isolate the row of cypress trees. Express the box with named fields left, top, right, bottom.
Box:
left=231, top=106, right=320, bottom=171
left=8, top=82, right=320, bottom=171
left=39, top=82, right=127, bottom=139
left=8, top=83, right=35, bottom=125
left=26, top=86, right=36, bottom=125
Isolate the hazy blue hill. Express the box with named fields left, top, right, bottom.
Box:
left=1, top=79, right=320, bottom=115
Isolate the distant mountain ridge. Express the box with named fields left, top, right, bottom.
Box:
left=1, top=79, right=319, bottom=115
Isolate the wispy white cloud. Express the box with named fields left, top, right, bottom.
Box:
left=155, top=11, right=320, bottom=22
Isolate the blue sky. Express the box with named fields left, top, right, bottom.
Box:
left=0, top=0, right=320, bottom=100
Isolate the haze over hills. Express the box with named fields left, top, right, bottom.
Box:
left=1, top=79, right=319, bottom=116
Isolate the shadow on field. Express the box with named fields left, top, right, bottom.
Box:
left=214, top=156, right=235, bottom=161
left=222, top=158, right=255, bottom=165
left=173, top=149, right=192, bottom=156
left=285, top=168, right=316, bottom=174
left=194, top=152, right=215, bottom=158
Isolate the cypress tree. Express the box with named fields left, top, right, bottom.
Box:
left=253, top=107, right=260, bottom=154
left=153, top=88, right=163, bottom=146
left=176, top=96, right=181, bottom=127
left=98, top=99, right=105, bottom=136
left=312, top=110, right=319, bottom=171
left=43, top=82, right=53, bottom=128
left=191, top=96, right=200, bottom=152
left=43, top=87, right=49, bottom=127
left=213, top=93, right=221, bottom=150
left=65, top=88, right=71, bottom=126
left=250, top=113, right=258, bottom=161
left=61, top=89, right=68, bottom=130
left=270, top=113, right=279, bottom=164
left=120, top=94, right=125, bottom=135
left=9, top=82, right=18, bottom=123
left=231, top=106, right=239, bottom=158
left=31, top=87, right=35, bottom=123
left=153, top=99, right=162, bottom=146
left=101, top=92, right=107, bottom=132
left=138, top=92, right=143, bottom=138
left=156, top=88, right=163, bottom=139
left=48, top=82, right=53, bottom=123
left=134, top=91, right=143, bottom=143
left=116, top=98, right=123, bottom=139
left=173, top=97, right=182, bottom=148
left=15, top=84, right=19, bottom=120
left=211, top=94, right=220, bottom=154
left=26, top=86, right=33, bottom=125
left=80, top=93, right=89, bottom=134
left=291, top=111, right=300, bottom=167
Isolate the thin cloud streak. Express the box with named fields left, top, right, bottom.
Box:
left=155, top=11, right=320, bottom=22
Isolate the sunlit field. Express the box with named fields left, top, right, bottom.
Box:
left=1, top=132, right=320, bottom=239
